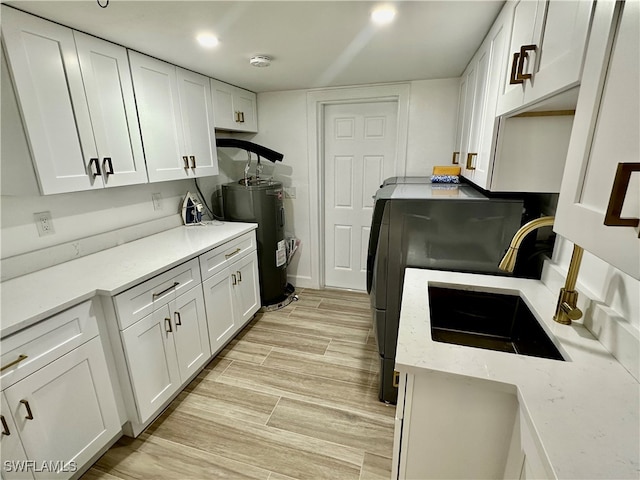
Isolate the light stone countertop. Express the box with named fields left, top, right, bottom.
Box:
left=0, top=222, right=257, bottom=338
left=397, top=268, right=639, bottom=480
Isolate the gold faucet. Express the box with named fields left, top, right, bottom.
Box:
left=498, top=216, right=555, bottom=272
left=498, top=216, right=584, bottom=325
left=553, top=244, right=584, bottom=325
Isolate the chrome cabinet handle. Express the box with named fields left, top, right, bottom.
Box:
left=89, top=158, right=102, bottom=177
left=604, top=162, right=640, bottom=231
left=165, top=317, right=173, bottom=333
left=452, top=151, right=460, bottom=165
left=152, top=282, right=179, bottom=299
left=103, top=157, right=114, bottom=176
left=1, top=415, right=10, bottom=435
left=19, top=400, right=33, bottom=420
left=174, top=311, right=182, bottom=328
left=231, top=273, right=237, bottom=286
left=1, top=354, right=28, bottom=371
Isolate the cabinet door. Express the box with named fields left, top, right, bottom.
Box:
left=462, top=43, right=489, bottom=179
left=555, top=0, right=639, bottom=280
left=459, top=63, right=476, bottom=166
left=497, top=0, right=542, bottom=115
left=452, top=80, right=466, bottom=166
left=176, top=68, right=218, bottom=177
left=523, top=0, right=594, bottom=105
left=128, top=51, right=189, bottom=183
left=210, top=79, right=236, bottom=131
left=171, top=287, right=210, bottom=382
left=120, top=306, right=180, bottom=423
left=467, top=4, right=512, bottom=189
left=74, top=32, right=148, bottom=188
left=1, top=6, right=101, bottom=194
left=233, top=88, right=258, bottom=133
left=1, top=394, right=34, bottom=480
left=202, top=268, right=236, bottom=355
left=232, top=251, right=261, bottom=326
left=3, top=338, right=120, bottom=480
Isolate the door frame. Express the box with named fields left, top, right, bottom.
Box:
left=306, top=83, right=410, bottom=289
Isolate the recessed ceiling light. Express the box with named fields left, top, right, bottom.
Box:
left=371, top=5, right=396, bottom=25
left=197, top=33, right=219, bottom=48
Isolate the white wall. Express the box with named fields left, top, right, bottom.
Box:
left=242, top=79, right=460, bottom=287
left=543, top=235, right=639, bottom=380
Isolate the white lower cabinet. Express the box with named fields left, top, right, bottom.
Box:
left=120, top=286, right=209, bottom=424
left=392, top=372, right=551, bottom=480
left=203, top=250, right=260, bottom=355
left=1, top=333, right=120, bottom=480
left=1, top=394, right=33, bottom=480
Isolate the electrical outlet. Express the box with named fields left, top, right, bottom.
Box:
left=152, top=193, right=163, bottom=211
left=34, top=211, right=55, bottom=236
left=284, top=187, right=297, bottom=199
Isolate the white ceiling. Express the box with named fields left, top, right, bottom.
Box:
left=3, top=0, right=505, bottom=93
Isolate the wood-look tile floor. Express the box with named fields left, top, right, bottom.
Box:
left=83, top=288, right=395, bottom=480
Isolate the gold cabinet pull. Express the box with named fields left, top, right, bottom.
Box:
left=392, top=370, right=400, bottom=387
left=165, top=317, right=173, bottom=334
left=183, top=156, right=189, bottom=168
left=19, top=400, right=33, bottom=420
left=225, top=248, right=241, bottom=259
left=231, top=273, right=237, bottom=286
left=153, top=281, right=179, bottom=299
left=516, top=44, right=537, bottom=82
left=234, top=111, right=241, bottom=123
left=604, top=162, right=640, bottom=229
left=466, top=153, right=477, bottom=170
left=509, top=51, right=523, bottom=84
left=1, top=354, right=28, bottom=372
left=1, top=415, right=10, bottom=435
left=174, top=311, right=182, bottom=328
left=239, top=112, right=245, bottom=123
left=452, top=151, right=460, bottom=165
left=236, top=270, right=242, bottom=283
left=189, top=155, right=196, bottom=169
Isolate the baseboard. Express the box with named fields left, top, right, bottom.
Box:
left=541, top=260, right=639, bottom=382
left=287, top=274, right=317, bottom=289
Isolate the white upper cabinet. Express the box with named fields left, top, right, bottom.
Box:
left=176, top=68, right=219, bottom=177
left=73, top=32, right=148, bottom=188
left=129, top=51, right=219, bottom=182
left=462, top=3, right=513, bottom=188
left=497, top=0, right=594, bottom=116
left=210, top=78, right=258, bottom=133
left=555, top=0, right=640, bottom=280
left=1, top=7, right=148, bottom=194
left=455, top=1, right=575, bottom=193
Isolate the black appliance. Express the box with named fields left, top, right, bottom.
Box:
left=368, top=177, right=525, bottom=404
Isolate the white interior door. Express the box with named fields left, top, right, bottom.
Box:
left=323, top=101, right=398, bottom=290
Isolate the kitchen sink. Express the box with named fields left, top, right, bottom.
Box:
left=428, top=286, right=564, bottom=361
